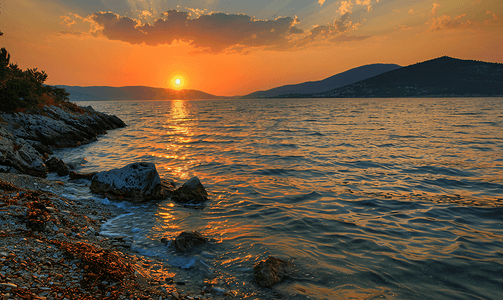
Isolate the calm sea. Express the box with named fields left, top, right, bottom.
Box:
left=54, top=98, right=503, bottom=299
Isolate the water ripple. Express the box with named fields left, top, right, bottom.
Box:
left=55, top=98, right=503, bottom=299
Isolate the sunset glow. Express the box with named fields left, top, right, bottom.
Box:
left=2, top=0, right=502, bottom=96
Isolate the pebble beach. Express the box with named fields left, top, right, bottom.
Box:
left=0, top=173, right=244, bottom=300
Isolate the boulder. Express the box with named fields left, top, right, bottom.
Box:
left=90, top=162, right=169, bottom=202
left=254, top=256, right=293, bottom=288
left=174, top=231, right=207, bottom=252
left=45, top=157, right=69, bottom=176
left=171, top=177, right=208, bottom=204
left=0, top=135, right=47, bottom=177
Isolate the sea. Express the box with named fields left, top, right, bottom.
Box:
left=51, top=97, right=503, bottom=299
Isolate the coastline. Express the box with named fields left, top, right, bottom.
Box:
left=0, top=104, right=221, bottom=299
left=0, top=173, right=234, bottom=300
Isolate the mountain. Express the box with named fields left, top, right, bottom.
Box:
left=306, top=56, right=503, bottom=98
left=241, top=63, right=402, bottom=98
left=56, top=85, right=224, bottom=101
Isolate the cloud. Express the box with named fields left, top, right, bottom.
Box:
left=60, top=16, right=76, bottom=27
left=487, top=11, right=498, bottom=20
left=56, top=30, right=86, bottom=37
left=88, top=10, right=305, bottom=53
left=431, top=3, right=441, bottom=15
left=329, top=34, right=370, bottom=42
left=339, top=1, right=353, bottom=14
left=318, top=0, right=326, bottom=7
left=60, top=9, right=366, bottom=53
left=427, top=14, right=479, bottom=31
left=294, top=13, right=355, bottom=47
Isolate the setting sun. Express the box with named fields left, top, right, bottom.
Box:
left=170, top=76, right=186, bottom=90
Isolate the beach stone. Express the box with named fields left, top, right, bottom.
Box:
left=45, top=157, right=69, bottom=176
left=174, top=231, right=207, bottom=252
left=90, top=162, right=168, bottom=202
left=171, top=177, right=208, bottom=204
left=253, top=256, right=293, bottom=287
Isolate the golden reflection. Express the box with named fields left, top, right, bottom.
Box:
left=165, top=100, right=194, bottom=179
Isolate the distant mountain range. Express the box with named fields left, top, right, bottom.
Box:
left=57, top=85, right=222, bottom=101
left=242, top=63, right=402, bottom=98
left=300, top=56, right=503, bottom=98
left=58, top=56, right=503, bottom=101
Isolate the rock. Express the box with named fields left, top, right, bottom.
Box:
left=174, top=231, right=207, bottom=252
left=171, top=177, right=208, bottom=204
left=0, top=104, right=125, bottom=177
left=69, top=171, right=97, bottom=180
left=45, top=157, right=69, bottom=176
left=90, top=162, right=169, bottom=202
left=253, top=256, right=292, bottom=287
left=0, top=136, right=47, bottom=177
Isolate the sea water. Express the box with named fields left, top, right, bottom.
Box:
left=53, top=98, right=503, bottom=299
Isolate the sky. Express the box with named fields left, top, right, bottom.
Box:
left=2, top=0, right=502, bottom=96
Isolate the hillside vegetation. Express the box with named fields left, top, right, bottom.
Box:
left=0, top=32, right=71, bottom=112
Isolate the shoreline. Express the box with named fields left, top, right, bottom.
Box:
left=0, top=104, right=246, bottom=299
left=0, top=172, right=237, bottom=299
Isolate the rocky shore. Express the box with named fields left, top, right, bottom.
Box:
left=0, top=104, right=289, bottom=299
left=0, top=105, right=125, bottom=177
left=0, top=105, right=205, bottom=299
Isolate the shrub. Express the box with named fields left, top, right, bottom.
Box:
left=0, top=46, right=71, bottom=112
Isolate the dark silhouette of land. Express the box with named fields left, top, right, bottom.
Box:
left=242, top=63, right=401, bottom=98
left=296, top=56, right=503, bottom=98
left=57, top=86, right=224, bottom=101
left=58, top=56, right=503, bottom=101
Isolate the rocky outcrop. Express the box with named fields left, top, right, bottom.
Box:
left=174, top=231, right=207, bottom=252
left=0, top=105, right=126, bottom=177
left=254, top=256, right=293, bottom=287
left=45, top=157, right=69, bottom=176
left=90, top=162, right=171, bottom=202
left=171, top=177, right=209, bottom=205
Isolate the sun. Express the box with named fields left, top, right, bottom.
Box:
left=170, top=76, right=186, bottom=90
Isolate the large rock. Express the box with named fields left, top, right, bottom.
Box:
left=254, top=256, right=293, bottom=287
left=0, top=133, right=47, bottom=177
left=45, top=157, right=69, bottom=176
left=0, top=104, right=126, bottom=177
left=171, top=177, right=208, bottom=204
left=174, top=231, right=207, bottom=252
left=90, top=162, right=169, bottom=202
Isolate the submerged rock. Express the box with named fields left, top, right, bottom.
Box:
left=174, top=231, right=207, bottom=252
left=45, top=157, right=69, bottom=176
left=171, top=176, right=208, bottom=205
left=254, top=256, right=293, bottom=287
left=90, top=162, right=170, bottom=202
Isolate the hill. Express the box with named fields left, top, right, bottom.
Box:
left=242, top=63, right=402, bottom=98
left=57, top=85, right=224, bottom=101
left=306, top=56, right=503, bottom=98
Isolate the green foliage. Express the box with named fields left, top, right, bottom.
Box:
left=0, top=46, right=70, bottom=112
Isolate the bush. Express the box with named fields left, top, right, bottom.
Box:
left=0, top=46, right=71, bottom=112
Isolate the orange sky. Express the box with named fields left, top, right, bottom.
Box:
left=2, top=0, right=502, bottom=96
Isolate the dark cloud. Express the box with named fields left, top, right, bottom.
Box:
left=57, top=30, right=87, bottom=37
left=91, top=10, right=303, bottom=53
left=294, top=13, right=352, bottom=48
left=329, top=34, right=370, bottom=42
left=86, top=10, right=364, bottom=53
